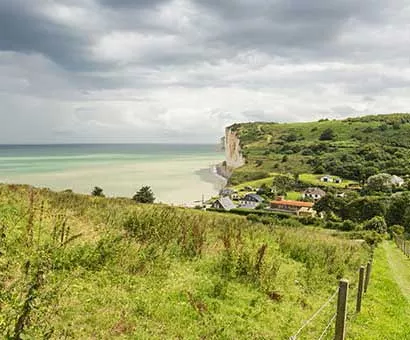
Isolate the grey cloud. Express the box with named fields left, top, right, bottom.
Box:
left=0, top=0, right=410, bottom=143
left=97, top=0, right=171, bottom=9
left=0, top=1, right=94, bottom=70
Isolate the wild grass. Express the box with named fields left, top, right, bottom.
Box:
left=347, top=242, right=410, bottom=339
left=0, top=184, right=370, bottom=339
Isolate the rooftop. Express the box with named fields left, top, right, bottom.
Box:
left=271, top=199, right=314, bottom=208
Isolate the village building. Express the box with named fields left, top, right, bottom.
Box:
left=219, top=188, right=235, bottom=197
left=334, top=178, right=342, bottom=184
left=302, top=187, right=326, bottom=201
left=239, top=193, right=264, bottom=209
left=320, top=175, right=333, bottom=183
left=270, top=197, right=316, bottom=217
left=391, top=175, right=405, bottom=187
left=212, top=197, right=236, bottom=211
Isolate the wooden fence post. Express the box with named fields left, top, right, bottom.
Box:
left=335, top=279, right=349, bottom=340
left=364, top=261, right=372, bottom=293
left=356, top=266, right=365, bottom=313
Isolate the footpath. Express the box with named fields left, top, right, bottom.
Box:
left=347, top=241, right=410, bottom=340
left=384, top=241, right=410, bottom=300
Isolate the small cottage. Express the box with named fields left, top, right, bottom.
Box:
left=303, top=187, right=326, bottom=201
left=239, top=194, right=264, bottom=209
left=212, top=197, right=236, bottom=211
left=391, top=175, right=405, bottom=187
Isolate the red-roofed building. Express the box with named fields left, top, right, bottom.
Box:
left=270, top=197, right=316, bottom=217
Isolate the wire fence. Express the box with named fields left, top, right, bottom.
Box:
left=289, top=288, right=338, bottom=340
left=393, top=233, right=410, bottom=258
left=288, top=259, right=373, bottom=340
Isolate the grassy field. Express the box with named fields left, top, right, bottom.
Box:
left=228, top=113, right=410, bottom=185
left=348, top=242, right=410, bottom=339
left=0, top=184, right=370, bottom=339
left=299, top=174, right=358, bottom=189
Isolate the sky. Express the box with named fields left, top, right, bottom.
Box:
left=0, top=0, right=409, bottom=144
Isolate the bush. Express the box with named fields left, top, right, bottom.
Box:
left=133, top=186, right=155, bottom=203
left=341, top=220, right=357, bottom=231
left=363, top=216, right=387, bottom=234
left=389, top=225, right=405, bottom=236
left=319, top=128, right=336, bottom=141
left=342, top=230, right=383, bottom=246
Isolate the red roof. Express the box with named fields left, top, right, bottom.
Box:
left=271, top=200, right=314, bottom=208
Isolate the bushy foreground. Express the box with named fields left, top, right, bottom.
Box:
left=0, top=184, right=369, bottom=339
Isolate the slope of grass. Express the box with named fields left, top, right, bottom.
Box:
left=299, top=173, right=357, bottom=189
left=228, top=113, right=410, bottom=185
left=0, top=184, right=369, bottom=339
left=348, top=242, right=410, bottom=339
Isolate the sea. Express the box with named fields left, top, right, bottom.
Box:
left=0, top=144, right=226, bottom=205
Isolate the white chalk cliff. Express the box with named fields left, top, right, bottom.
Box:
left=224, top=127, right=245, bottom=168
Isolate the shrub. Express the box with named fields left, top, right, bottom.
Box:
left=91, top=186, right=105, bottom=197
left=133, top=186, right=155, bottom=203
left=363, top=216, right=387, bottom=234
left=389, top=224, right=405, bottom=236
left=319, top=128, right=336, bottom=141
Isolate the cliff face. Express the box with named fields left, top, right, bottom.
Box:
left=224, top=127, right=245, bottom=169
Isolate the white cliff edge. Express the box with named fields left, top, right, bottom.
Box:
left=216, top=126, right=245, bottom=180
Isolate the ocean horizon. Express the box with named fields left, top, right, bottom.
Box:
left=0, top=144, right=226, bottom=205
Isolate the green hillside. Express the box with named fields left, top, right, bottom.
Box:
left=228, top=114, right=410, bottom=185
left=0, top=184, right=370, bottom=339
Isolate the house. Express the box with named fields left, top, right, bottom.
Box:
left=303, top=187, right=326, bottom=201
left=243, top=193, right=264, bottom=203
left=219, top=188, right=235, bottom=197
left=334, top=178, right=342, bottom=184
left=320, top=175, right=333, bottom=183
left=391, top=175, right=405, bottom=187
left=270, top=197, right=316, bottom=217
left=239, top=194, right=264, bottom=209
left=212, top=197, right=236, bottom=211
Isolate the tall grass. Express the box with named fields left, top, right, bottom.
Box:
left=0, top=184, right=369, bottom=339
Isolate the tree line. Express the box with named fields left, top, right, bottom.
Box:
left=91, top=185, right=155, bottom=203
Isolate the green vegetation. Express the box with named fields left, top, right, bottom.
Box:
left=91, top=186, right=105, bottom=197
left=132, top=185, right=155, bottom=203
left=0, top=184, right=370, bottom=339
left=298, top=173, right=357, bottom=188
left=348, top=242, right=410, bottom=339
left=229, top=113, right=410, bottom=185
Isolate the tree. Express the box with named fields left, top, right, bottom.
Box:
left=319, top=128, right=336, bottom=141
left=314, top=194, right=345, bottom=216
left=91, top=186, right=105, bottom=197
left=386, top=192, right=410, bottom=231
left=366, top=173, right=392, bottom=192
left=343, top=196, right=387, bottom=222
left=272, top=174, right=295, bottom=194
left=133, top=186, right=155, bottom=203
left=363, top=216, right=387, bottom=234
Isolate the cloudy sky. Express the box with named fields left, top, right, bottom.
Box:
left=0, top=0, right=409, bottom=143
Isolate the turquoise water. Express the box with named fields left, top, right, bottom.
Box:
left=0, top=144, right=226, bottom=204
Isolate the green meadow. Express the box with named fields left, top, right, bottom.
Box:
left=1, top=184, right=371, bottom=339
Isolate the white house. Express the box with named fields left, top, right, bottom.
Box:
left=303, top=187, right=326, bottom=201
left=391, top=175, right=405, bottom=187
left=320, top=175, right=333, bottom=183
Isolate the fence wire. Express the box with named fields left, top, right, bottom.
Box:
left=289, top=288, right=338, bottom=340
left=317, top=313, right=336, bottom=340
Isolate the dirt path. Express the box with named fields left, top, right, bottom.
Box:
left=383, top=241, right=410, bottom=300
